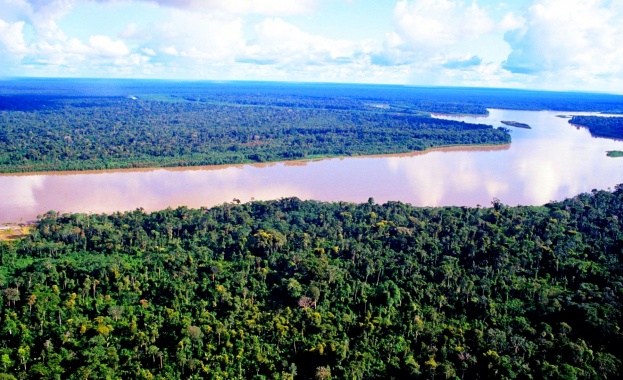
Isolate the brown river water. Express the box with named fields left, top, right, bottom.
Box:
left=2, top=109, right=623, bottom=223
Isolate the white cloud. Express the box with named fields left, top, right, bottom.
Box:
left=89, top=35, right=130, bottom=56
left=442, top=55, right=482, bottom=69
left=160, top=46, right=178, bottom=56
left=242, top=18, right=363, bottom=66
left=373, top=0, right=496, bottom=68
left=6, top=0, right=318, bottom=18
left=365, top=0, right=623, bottom=92
left=140, top=0, right=318, bottom=15
left=148, top=10, right=244, bottom=62
left=21, top=33, right=131, bottom=65
left=22, top=0, right=73, bottom=41
left=498, top=12, right=524, bottom=32
left=2, top=0, right=355, bottom=78
left=141, top=47, right=155, bottom=56
left=2, top=0, right=622, bottom=91
left=0, top=19, right=28, bottom=54
left=503, top=0, right=623, bottom=77
left=393, top=0, right=494, bottom=50
left=119, top=22, right=138, bottom=39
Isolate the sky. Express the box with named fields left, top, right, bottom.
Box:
left=1, top=0, right=622, bottom=93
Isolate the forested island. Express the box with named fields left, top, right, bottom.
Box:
left=569, top=116, right=623, bottom=139
left=501, top=121, right=531, bottom=129
left=1, top=187, right=623, bottom=379
left=607, top=150, right=623, bottom=157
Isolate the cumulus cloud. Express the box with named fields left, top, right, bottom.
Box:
left=146, top=10, right=244, bottom=61
left=0, top=3, right=148, bottom=76
left=16, top=34, right=133, bottom=71
left=503, top=0, right=623, bottom=77
left=1, top=0, right=136, bottom=69
left=374, top=0, right=495, bottom=67
left=8, top=0, right=318, bottom=16
left=141, top=47, right=156, bottom=56
left=394, top=0, right=494, bottom=50
left=160, top=46, right=179, bottom=56
left=443, top=55, right=482, bottom=69
left=0, top=0, right=331, bottom=78
left=498, top=12, right=525, bottom=32
left=241, top=18, right=364, bottom=66
left=16, top=0, right=74, bottom=41
left=139, top=0, right=318, bottom=15
left=2, top=0, right=621, bottom=90
left=0, top=19, right=28, bottom=54
left=89, top=35, right=130, bottom=56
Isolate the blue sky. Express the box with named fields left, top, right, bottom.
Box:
left=1, top=0, right=622, bottom=93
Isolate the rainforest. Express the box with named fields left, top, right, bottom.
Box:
left=2, top=79, right=623, bottom=174
left=2, top=79, right=623, bottom=379
left=1, top=188, right=623, bottom=379
left=569, top=116, right=623, bottom=140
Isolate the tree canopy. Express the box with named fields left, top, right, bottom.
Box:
left=569, top=116, right=623, bottom=139
left=0, top=95, right=509, bottom=173
left=1, top=186, right=622, bottom=379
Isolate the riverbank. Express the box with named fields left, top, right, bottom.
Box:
left=0, top=224, right=30, bottom=241
left=0, top=142, right=511, bottom=177
left=501, top=120, right=532, bottom=129
left=3, top=109, right=623, bottom=226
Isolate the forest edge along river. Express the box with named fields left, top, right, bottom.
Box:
left=2, top=109, right=623, bottom=224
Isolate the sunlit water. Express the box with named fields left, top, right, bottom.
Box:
left=2, top=109, right=623, bottom=223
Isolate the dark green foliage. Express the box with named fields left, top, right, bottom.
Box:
left=0, top=95, right=510, bottom=173
left=501, top=120, right=531, bottom=129
left=607, top=150, right=623, bottom=157
left=1, top=187, right=623, bottom=379
left=570, top=116, right=623, bottom=139
left=5, top=78, right=623, bottom=173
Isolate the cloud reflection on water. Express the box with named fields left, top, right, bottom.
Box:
left=2, top=109, right=623, bottom=223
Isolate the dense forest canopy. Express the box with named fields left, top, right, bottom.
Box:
left=569, top=116, right=623, bottom=139
left=1, top=187, right=623, bottom=379
left=0, top=95, right=509, bottom=173
left=2, top=79, right=623, bottom=173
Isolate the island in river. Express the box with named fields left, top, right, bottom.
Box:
left=501, top=120, right=532, bottom=129
left=569, top=115, right=623, bottom=139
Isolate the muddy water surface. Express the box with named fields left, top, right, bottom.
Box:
left=2, top=109, right=623, bottom=223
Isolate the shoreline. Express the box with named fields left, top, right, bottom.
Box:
left=430, top=112, right=490, bottom=118
left=0, top=143, right=512, bottom=226
left=0, top=224, right=31, bottom=242
left=0, top=142, right=511, bottom=177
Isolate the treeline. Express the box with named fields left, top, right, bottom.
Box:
left=1, top=187, right=623, bottom=379
left=569, top=116, right=623, bottom=139
left=0, top=96, right=510, bottom=173
left=4, top=79, right=623, bottom=114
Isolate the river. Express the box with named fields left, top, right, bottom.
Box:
left=2, top=109, right=623, bottom=223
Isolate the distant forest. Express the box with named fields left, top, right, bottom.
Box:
left=2, top=79, right=623, bottom=173
left=0, top=96, right=509, bottom=173
left=569, top=116, right=623, bottom=139
left=1, top=187, right=622, bottom=378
